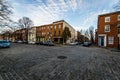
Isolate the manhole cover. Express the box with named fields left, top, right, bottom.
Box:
left=57, top=56, right=67, bottom=59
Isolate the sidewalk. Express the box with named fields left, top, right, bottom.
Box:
left=108, top=48, right=120, bottom=52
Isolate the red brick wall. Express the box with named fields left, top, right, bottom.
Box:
left=36, top=22, right=63, bottom=43
left=98, top=12, right=120, bottom=48
left=0, top=35, right=3, bottom=40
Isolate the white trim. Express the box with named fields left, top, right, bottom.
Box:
left=118, top=15, right=120, bottom=21
left=105, top=17, right=110, bottom=22
left=98, top=34, right=106, bottom=47
left=105, top=25, right=110, bottom=32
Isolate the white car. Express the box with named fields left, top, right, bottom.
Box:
left=69, top=42, right=78, bottom=46
left=17, top=40, right=23, bottom=43
left=28, top=41, right=35, bottom=44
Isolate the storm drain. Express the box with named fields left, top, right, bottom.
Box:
left=57, top=56, right=67, bottom=59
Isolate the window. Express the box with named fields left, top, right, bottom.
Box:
left=105, top=25, right=110, bottom=32
left=105, top=17, right=110, bottom=22
left=108, top=36, right=114, bottom=44
left=42, top=27, right=43, bottom=30
left=59, top=25, right=61, bottom=29
left=118, top=15, right=120, bottom=21
left=118, top=28, right=120, bottom=33
left=54, top=31, right=56, bottom=36
left=59, top=31, right=61, bottom=35
left=51, top=26, right=52, bottom=28
left=48, top=32, right=49, bottom=34
left=47, top=26, right=49, bottom=30
left=54, top=26, right=56, bottom=29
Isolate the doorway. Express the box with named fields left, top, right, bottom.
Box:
left=101, top=36, right=104, bottom=46
left=98, top=34, right=106, bottom=47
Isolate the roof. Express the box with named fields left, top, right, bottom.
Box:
left=53, top=20, right=65, bottom=23
left=36, top=20, right=65, bottom=28
left=98, top=11, right=120, bottom=17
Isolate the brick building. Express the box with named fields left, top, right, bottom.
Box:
left=36, top=20, right=76, bottom=44
left=97, top=11, right=120, bottom=48
left=0, top=34, right=3, bottom=40
left=14, top=28, right=28, bottom=41
left=2, top=31, right=13, bottom=41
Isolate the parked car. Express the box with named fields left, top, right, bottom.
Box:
left=0, top=40, right=10, bottom=48
left=43, top=41, right=54, bottom=46
left=82, top=42, right=91, bottom=47
left=69, top=42, right=77, bottom=46
left=28, top=41, right=36, bottom=44
left=36, top=41, right=43, bottom=45
left=23, top=40, right=28, bottom=44
left=17, top=40, right=23, bottom=43
left=12, top=40, right=17, bottom=43
left=69, top=42, right=82, bottom=46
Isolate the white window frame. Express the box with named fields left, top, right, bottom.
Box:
left=118, top=15, right=120, bottom=21
left=54, top=25, right=56, bottom=29
left=105, top=17, right=110, bottom=22
left=59, top=25, right=61, bottom=29
left=105, top=25, right=110, bottom=32
left=108, top=36, right=114, bottom=44
left=51, top=26, right=52, bottom=28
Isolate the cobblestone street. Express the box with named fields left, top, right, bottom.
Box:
left=0, top=43, right=120, bottom=80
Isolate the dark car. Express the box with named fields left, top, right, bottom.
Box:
left=43, top=41, right=54, bottom=46
left=0, top=40, right=10, bottom=48
left=36, top=41, right=43, bottom=45
left=82, top=42, right=91, bottom=47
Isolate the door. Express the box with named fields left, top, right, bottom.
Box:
left=101, top=37, right=104, bottom=46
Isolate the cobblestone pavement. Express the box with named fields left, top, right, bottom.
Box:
left=0, top=43, right=120, bottom=80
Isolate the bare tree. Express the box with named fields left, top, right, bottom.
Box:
left=0, top=0, right=12, bottom=27
left=18, top=17, right=33, bottom=29
left=89, top=26, right=94, bottom=44
left=18, top=17, right=33, bottom=41
left=84, top=29, right=89, bottom=37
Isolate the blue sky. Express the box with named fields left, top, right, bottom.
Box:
left=7, top=0, right=119, bottom=30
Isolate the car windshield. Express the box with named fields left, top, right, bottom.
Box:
left=0, top=41, right=9, bottom=43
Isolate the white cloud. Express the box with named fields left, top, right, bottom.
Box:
left=79, top=10, right=111, bottom=30
left=9, top=0, right=84, bottom=26
left=6, top=0, right=118, bottom=31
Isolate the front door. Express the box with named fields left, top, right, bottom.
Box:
left=101, top=37, right=104, bottom=46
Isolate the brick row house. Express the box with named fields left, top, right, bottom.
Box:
left=2, top=31, right=13, bottom=41
left=8, top=20, right=77, bottom=44
left=14, top=28, right=28, bottom=41
left=97, top=11, right=120, bottom=48
left=36, top=20, right=77, bottom=44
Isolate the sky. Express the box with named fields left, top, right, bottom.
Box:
left=7, top=0, right=119, bottom=31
